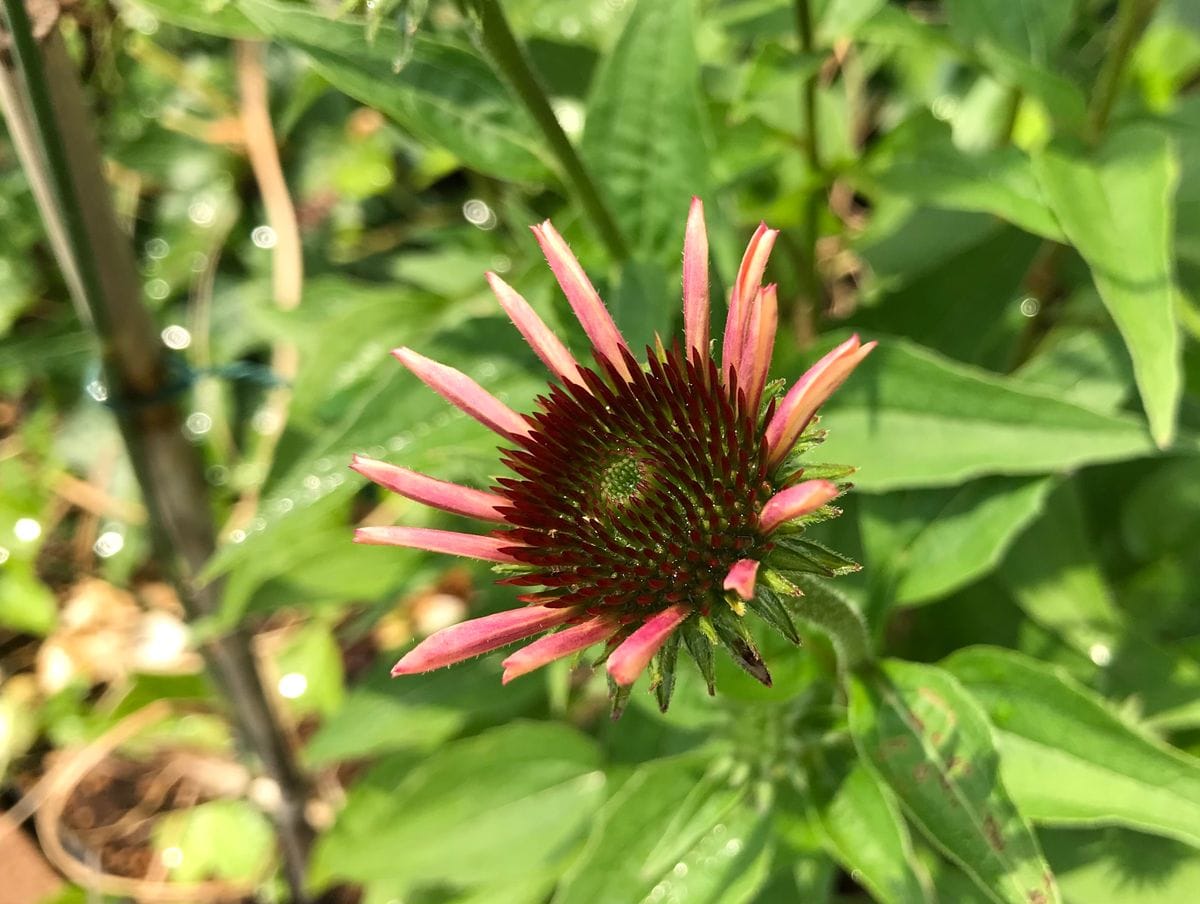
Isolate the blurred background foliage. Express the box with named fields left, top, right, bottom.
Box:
left=2, top=0, right=1200, bottom=902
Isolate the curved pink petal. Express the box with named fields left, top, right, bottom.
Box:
left=682, top=197, right=710, bottom=359
left=351, top=455, right=509, bottom=522
left=737, top=284, right=778, bottom=411
left=393, top=347, right=532, bottom=442
left=531, top=221, right=632, bottom=380
left=501, top=616, right=618, bottom=684
left=722, top=223, right=779, bottom=380
left=391, top=605, right=575, bottom=675
left=723, top=559, right=761, bottom=601
left=606, top=604, right=691, bottom=686
left=759, top=479, right=840, bottom=533
left=765, top=335, right=876, bottom=466
left=354, top=526, right=520, bottom=563
left=486, top=271, right=582, bottom=386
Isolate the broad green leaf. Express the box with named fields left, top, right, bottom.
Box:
left=807, top=746, right=932, bottom=903
left=1013, top=329, right=1134, bottom=414
left=304, top=655, right=543, bottom=766
left=582, top=0, right=708, bottom=262
left=944, top=0, right=1076, bottom=66
left=863, top=115, right=1063, bottom=240
left=1033, top=126, right=1184, bottom=447
left=1000, top=482, right=1124, bottom=654
left=236, top=0, right=550, bottom=181
left=977, top=48, right=1088, bottom=138
left=860, top=476, right=1057, bottom=606
left=854, top=220, right=1041, bottom=369
left=128, top=0, right=262, bottom=38
left=1041, top=827, right=1200, bottom=904
left=555, top=761, right=772, bottom=904
left=1003, top=486, right=1200, bottom=730
left=313, top=722, right=604, bottom=889
left=611, top=259, right=673, bottom=352
left=815, top=339, right=1159, bottom=491
left=944, top=646, right=1200, bottom=848
left=849, top=660, right=1060, bottom=904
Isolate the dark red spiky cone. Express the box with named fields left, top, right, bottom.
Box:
left=497, top=344, right=773, bottom=623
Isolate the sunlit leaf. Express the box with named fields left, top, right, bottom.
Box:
left=849, top=660, right=1060, bottom=904
left=1033, top=126, right=1184, bottom=447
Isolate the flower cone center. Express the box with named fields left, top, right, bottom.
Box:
left=496, top=348, right=774, bottom=618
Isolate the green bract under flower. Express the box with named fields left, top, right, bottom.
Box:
left=352, top=199, right=874, bottom=715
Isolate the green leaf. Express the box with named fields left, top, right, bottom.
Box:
left=1041, top=827, right=1200, bottom=904
left=153, top=800, right=274, bottom=882
left=1013, top=329, right=1135, bottom=413
left=271, top=621, right=344, bottom=718
left=1002, top=483, right=1200, bottom=730
left=818, top=0, right=888, bottom=43
left=610, top=258, right=674, bottom=352
left=944, top=0, right=1076, bottom=66
left=863, top=114, right=1064, bottom=240
left=807, top=746, right=932, bottom=904
left=555, top=760, right=772, bottom=904
left=849, top=660, right=1060, bottom=904
left=128, top=0, right=262, bottom=38
left=313, top=722, right=604, bottom=889
left=816, top=338, right=1160, bottom=491
left=860, top=476, right=1057, bottom=606
left=944, top=646, right=1200, bottom=848
left=0, top=559, right=57, bottom=635
left=1000, top=482, right=1124, bottom=653
left=582, top=0, right=708, bottom=262
left=1033, top=126, right=1184, bottom=447
left=236, top=0, right=549, bottom=181
left=304, top=656, right=544, bottom=766
left=854, top=219, right=1041, bottom=368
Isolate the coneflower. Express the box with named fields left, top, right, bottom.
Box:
left=353, top=199, right=874, bottom=714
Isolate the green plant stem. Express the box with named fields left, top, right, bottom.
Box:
left=793, top=0, right=823, bottom=338
left=0, top=3, right=312, bottom=897
left=1087, top=0, right=1160, bottom=142
left=794, top=0, right=820, bottom=175
left=472, top=0, right=629, bottom=261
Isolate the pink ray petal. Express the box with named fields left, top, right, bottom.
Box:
left=354, top=526, right=520, bottom=563
left=531, top=221, right=632, bottom=380
left=737, top=283, right=778, bottom=411
left=486, top=271, right=582, bottom=386
left=723, top=559, right=761, bottom=601
left=393, top=347, right=532, bottom=442
left=759, top=479, right=840, bottom=533
left=351, top=455, right=509, bottom=523
left=722, top=223, right=779, bottom=380
left=606, top=604, right=691, bottom=686
left=765, top=335, right=876, bottom=466
left=391, top=605, right=576, bottom=675
left=682, top=197, right=710, bottom=359
left=500, top=615, right=618, bottom=684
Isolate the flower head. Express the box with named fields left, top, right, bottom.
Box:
left=354, top=199, right=874, bottom=714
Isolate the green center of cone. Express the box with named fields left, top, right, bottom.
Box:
left=598, top=452, right=646, bottom=507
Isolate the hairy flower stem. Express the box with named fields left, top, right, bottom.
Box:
left=1088, top=0, right=1160, bottom=142
left=0, top=3, right=312, bottom=897
left=472, top=0, right=629, bottom=262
